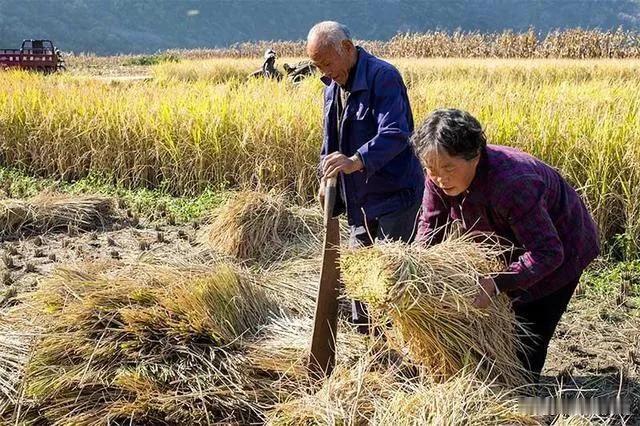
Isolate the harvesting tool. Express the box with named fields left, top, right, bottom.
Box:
left=308, top=176, right=341, bottom=379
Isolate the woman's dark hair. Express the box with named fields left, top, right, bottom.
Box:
left=411, top=109, right=487, bottom=161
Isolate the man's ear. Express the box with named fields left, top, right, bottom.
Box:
left=341, top=39, right=355, bottom=54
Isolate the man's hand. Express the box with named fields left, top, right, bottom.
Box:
left=322, top=152, right=363, bottom=178
left=473, top=277, right=498, bottom=309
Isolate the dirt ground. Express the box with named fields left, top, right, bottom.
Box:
left=1, top=201, right=638, bottom=424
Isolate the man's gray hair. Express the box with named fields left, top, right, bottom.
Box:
left=307, top=21, right=352, bottom=52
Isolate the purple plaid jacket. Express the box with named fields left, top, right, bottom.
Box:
left=417, top=145, right=600, bottom=304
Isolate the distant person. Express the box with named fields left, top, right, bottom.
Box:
left=249, top=49, right=282, bottom=80
left=308, top=21, right=424, bottom=333
left=413, top=108, right=600, bottom=382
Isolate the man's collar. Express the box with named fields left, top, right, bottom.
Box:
left=320, top=46, right=369, bottom=93
left=341, top=49, right=359, bottom=91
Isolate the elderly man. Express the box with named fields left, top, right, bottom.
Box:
left=413, top=108, right=600, bottom=382
left=308, top=21, right=424, bottom=332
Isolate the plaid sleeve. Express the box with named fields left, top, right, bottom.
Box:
left=416, top=179, right=450, bottom=246
left=492, top=176, right=565, bottom=293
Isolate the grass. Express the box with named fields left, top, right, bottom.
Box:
left=0, top=59, right=639, bottom=258
left=579, top=260, right=640, bottom=301
left=123, top=53, right=180, bottom=66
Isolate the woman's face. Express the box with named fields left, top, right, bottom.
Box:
left=422, top=148, right=480, bottom=196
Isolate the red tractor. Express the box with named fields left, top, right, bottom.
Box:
left=0, top=39, right=66, bottom=73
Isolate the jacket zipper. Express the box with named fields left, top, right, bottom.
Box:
left=337, top=88, right=351, bottom=222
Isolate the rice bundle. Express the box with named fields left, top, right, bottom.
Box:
left=0, top=193, right=116, bottom=237
left=372, top=371, right=538, bottom=426
left=340, top=237, right=528, bottom=387
left=0, top=199, right=31, bottom=235
left=202, top=191, right=322, bottom=262
left=267, top=353, right=397, bottom=426
left=6, top=263, right=287, bottom=425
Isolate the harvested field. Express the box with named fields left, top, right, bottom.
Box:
left=0, top=191, right=637, bottom=424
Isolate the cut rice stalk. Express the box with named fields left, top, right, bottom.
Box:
left=0, top=194, right=116, bottom=237
left=267, top=351, right=536, bottom=426
left=10, top=262, right=283, bottom=425
left=340, top=237, right=529, bottom=387
left=201, top=190, right=322, bottom=262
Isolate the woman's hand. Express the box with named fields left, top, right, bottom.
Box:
left=473, top=277, right=498, bottom=309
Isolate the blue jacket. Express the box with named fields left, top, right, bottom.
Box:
left=320, top=47, right=425, bottom=226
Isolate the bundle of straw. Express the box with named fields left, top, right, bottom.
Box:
left=267, top=353, right=397, bottom=426
left=372, top=370, right=538, bottom=425
left=340, top=237, right=528, bottom=387
left=202, top=191, right=322, bottom=262
left=0, top=199, right=31, bottom=235
left=7, top=263, right=286, bottom=425
left=0, top=194, right=116, bottom=237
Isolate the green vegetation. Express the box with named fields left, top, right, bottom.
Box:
left=581, top=260, right=640, bottom=300
left=123, top=53, right=180, bottom=66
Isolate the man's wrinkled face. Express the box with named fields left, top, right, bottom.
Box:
left=422, top=148, right=480, bottom=197
left=307, top=39, right=354, bottom=86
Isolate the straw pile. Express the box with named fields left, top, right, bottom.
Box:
left=246, top=316, right=371, bottom=383
left=202, top=191, right=322, bottom=262
left=0, top=326, right=30, bottom=410
left=267, top=352, right=537, bottom=426
left=0, top=193, right=116, bottom=237
left=340, top=237, right=528, bottom=387
left=259, top=257, right=321, bottom=316
left=3, top=263, right=291, bottom=425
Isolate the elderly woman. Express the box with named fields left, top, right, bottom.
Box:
left=413, top=108, right=600, bottom=382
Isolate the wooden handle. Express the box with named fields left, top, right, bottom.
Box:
left=323, top=177, right=337, bottom=226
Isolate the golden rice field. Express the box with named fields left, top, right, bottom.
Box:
left=1, top=58, right=639, bottom=258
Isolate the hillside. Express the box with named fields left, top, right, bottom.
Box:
left=1, top=0, right=639, bottom=54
